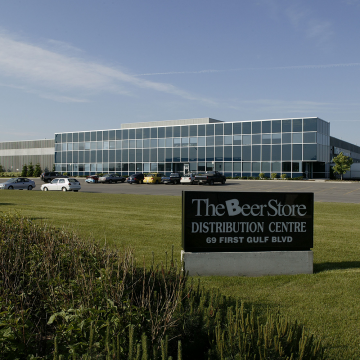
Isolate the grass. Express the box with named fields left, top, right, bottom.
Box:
left=1, top=191, right=360, bottom=359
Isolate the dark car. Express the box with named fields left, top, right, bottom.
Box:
left=127, top=173, right=145, bottom=184
left=98, top=173, right=126, bottom=183
left=40, top=172, right=69, bottom=183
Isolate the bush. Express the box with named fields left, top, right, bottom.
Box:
left=27, top=162, right=34, bottom=177
left=34, top=163, right=42, bottom=177
left=271, top=173, right=278, bottom=179
left=21, top=164, right=28, bottom=177
left=0, top=214, right=324, bottom=359
left=259, top=172, right=265, bottom=179
left=281, top=174, right=288, bottom=180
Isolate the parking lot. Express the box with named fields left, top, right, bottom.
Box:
left=27, top=178, right=360, bottom=203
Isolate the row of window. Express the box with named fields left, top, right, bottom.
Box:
left=56, top=144, right=322, bottom=163
left=55, top=161, right=306, bottom=174
left=55, top=131, right=327, bottom=152
left=55, top=118, right=328, bottom=143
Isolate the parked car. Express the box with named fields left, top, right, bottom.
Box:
left=127, top=173, right=145, bottom=184
left=161, top=175, right=170, bottom=184
left=98, top=174, right=125, bottom=183
left=40, top=172, right=68, bottom=183
left=0, top=177, right=36, bottom=190
left=180, top=173, right=196, bottom=185
left=195, top=171, right=226, bottom=185
left=143, top=173, right=164, bottom=184
left=162, top=173, right=181, bottom=184
left=85, top=175, right=99, bottom=183
left=41, top=178, right=81, bottom=192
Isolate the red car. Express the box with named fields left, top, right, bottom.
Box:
left=85, top=175, right=99, bottom=183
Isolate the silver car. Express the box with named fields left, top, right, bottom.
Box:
left=0, top=177, right=36, bottom=190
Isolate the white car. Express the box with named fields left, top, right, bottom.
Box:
left=180, top=173, right=196, bottom=185
left=41, top=178, right=81, bottom=192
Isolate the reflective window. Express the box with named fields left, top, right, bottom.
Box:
left=243, top=162, right=251, bottom=171
left=233, top=146, right=241, bottom=161
left=129, top=140, right=136, bottom=148
left=206, top=147, right=214, bottom=161
left=165, top=127, right=172, bottom=138
left=173, top=148, right=180, bottom=161
left=252, top=134, right=261, bottom=144
left=206, top=124, right=214, bottom=136
left=128, top=129, right=135, bottom=140
left=292, top=144, right=302, bottom=160
left=79, top=133, right=84, bottom=142
left=103, top=131, right=108, bottom=141
left=242, top=122, right=251, bottom=134
left=109, top=130, right=115, bottom=140
left=224, top=123, right=232, bottom=135
left=198, top=137, right=205, bottom=146
left=303, top=118, right=317, bottom=132
left=261, top=162, right=270, bottom=172
left=272, top=162, right=281, bottom=172
left=215, top=136, right=223, bottom=146
left=252, top=122, right=261, bottom=134
left=182, top=138, right=189, bottom=147
left=189, top=137, right=197, bottom=146
left=215, top=123, right=223, bottom=135
left=293, top=119, right=302, bottom=132
left=282, top=120, right=292, bottom=132
left=262, top=134, right=271, bottom=144
left=224, top=146, right=232, bottom=161
left=189, top=125, right=197, bottom=136
left=233, top=135, right=241, bottom=145
left=252, top=145, right=260, bottom=161
left=233, top=123, right=242, bottom=134
left=143, top=139, right=149, bottom=148
left=242, top=135, right=251, bottom=145
left=224, top=135, right=232, bottom=145
left=158, top=139, right=165, bottom=147
left=303, top=132, right=316, bottom=143
left=151, top=128, right=157, bottom=138
left=303, top=144, right=317, bottom=160
left=252, top=162, right=260, bottom=171
left=198, top=125, right=205, bottom=136
left=262, top=121, right=271, bottom=133
left=136, top=128, right=143, bottom=139
left=282, top=133, right=291, bottom=144
left=143, top=128, right=150, bottom=139
left=292, top=133, right=302, bottom=143
left=136, top=139, right=143, bottom=148
left=242, top=146, right=251, bottom=161
left=181, top=126, right=189, bottom=137
left=215, top=147, right=223, bottom=161
left=282, top=144, right=291, bottom=160
left=272, top=133, right=281, bottom=144
left=206, top=136, right=214, bottom=146
left=262, top=145, right=271, bottom=161
left=173, top=138, right=181, bottom=147
left=198, top=147, right=205, bottom=161
left=272, top=145, right=281, bottom=161
left=151, top=139, right=157, bottom=148
left=272, top=120, right=281, bottom=133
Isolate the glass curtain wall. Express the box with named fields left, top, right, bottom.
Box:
left=54, top=117, right=329, bottom=178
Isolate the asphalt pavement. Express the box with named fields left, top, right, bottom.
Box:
left=28, top=178, right=360, bottom=203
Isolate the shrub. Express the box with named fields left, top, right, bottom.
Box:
left=281, top=174, right=287, bottom=180
left=21, top=164, right=28, bottom=177
left=27, top=162, right=34, bottom=177
left=0, top=214, right=324, bottom=359
left=271, top=173, right=278, bottom=179
left=259, top=172, right=265, bottom=179
left=34, top=163, right=42, bottom=177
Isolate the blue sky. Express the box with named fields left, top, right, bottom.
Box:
left=1, top=0, right=360, bottom=144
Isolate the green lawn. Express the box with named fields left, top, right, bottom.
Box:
left=1, top=191, right=360, bottom=359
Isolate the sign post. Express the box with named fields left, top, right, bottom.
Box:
left=182, top=192, right=314, bottom=276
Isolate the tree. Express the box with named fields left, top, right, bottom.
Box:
left=27, top=162, right=34, bottom=177
left=21, top=164, right=28, bottom=177
left=34, top=163, right=42, bottom=177
left=332, top=152, right=353, bottom=180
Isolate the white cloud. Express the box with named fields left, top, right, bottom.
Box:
left=0, top=32, right=212, bottom=103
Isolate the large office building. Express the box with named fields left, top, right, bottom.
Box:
left=1, top=117, right=359, bottom=179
